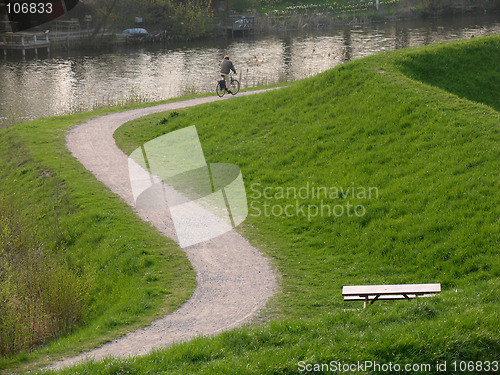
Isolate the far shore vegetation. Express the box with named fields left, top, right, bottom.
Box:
left=86, top=0, right=500, bottom=38
left=3, top=0, right=497, bottom=43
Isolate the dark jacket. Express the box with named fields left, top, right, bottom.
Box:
left=220, top=59, right=236, bottom=74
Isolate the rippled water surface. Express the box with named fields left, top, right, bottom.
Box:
left=1, top=12, right=499, bottom=125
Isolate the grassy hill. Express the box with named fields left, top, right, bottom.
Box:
left=0, top=106, right=197, bottom=372
left=98, top=34, right=498, bottom=373
left=1, top=34, right=498, bottom=373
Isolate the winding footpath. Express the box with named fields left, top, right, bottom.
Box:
left=48, top=89, right=278, bottom=370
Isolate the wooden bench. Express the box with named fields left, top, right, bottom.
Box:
left=342, top=283, right=441, bottom=309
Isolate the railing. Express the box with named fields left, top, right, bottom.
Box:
left=1, top=32, right=50, bottom=56
left=1, top=33, right=50, bottom=46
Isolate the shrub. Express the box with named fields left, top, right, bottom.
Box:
left=0, top=198, right=89, bottom=357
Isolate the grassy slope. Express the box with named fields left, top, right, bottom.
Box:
left=399, top=37, right=500, bottom=112
left=51, top=35, right=500, bottom=374
left=0, top=85, right=289, bottom=373
left=0, top=105, right=198, bottom=372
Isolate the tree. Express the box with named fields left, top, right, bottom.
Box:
left=85, top=0, right=213, bottom=41
left=87, top=0, right=120, bottom=39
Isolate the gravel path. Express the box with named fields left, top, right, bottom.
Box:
left=47, top=89, right=278, bottom=370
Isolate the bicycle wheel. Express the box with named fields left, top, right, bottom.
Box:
left=229, top=79, right=240, bottom=95
left=216, top=82, right=225, bottom=97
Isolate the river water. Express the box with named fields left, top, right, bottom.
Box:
left=0, top=12, right=499, bottom=126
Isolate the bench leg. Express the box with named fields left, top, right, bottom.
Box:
left=370, top=295, right=381, bottom=305
left=363, top=296, right=368, bottom=309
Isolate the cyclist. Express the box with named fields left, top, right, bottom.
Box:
left=220, top=55, right=236, bottom=94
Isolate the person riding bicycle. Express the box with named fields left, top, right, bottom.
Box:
left=220, top=56, right=236, bottom=94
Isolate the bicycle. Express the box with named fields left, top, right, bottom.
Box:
left=216, top=75, right=240, bottom=97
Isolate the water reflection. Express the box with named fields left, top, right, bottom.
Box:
left=1, top=13, right=499, bottom=126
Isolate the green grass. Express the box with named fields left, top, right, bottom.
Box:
left=0, top=103, right=197, bottom=373
left=0, top=82, right=292, bottom=373
left=45, top=35, right=499, bottom=374
left=2, top=35, right=498, bottom=373
left=398, top=38, right=500, bottom=112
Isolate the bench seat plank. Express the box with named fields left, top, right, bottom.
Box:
left=342, top=283, right=441, bottom=308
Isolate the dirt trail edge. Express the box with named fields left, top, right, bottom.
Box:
left=47, top=89, right=279, bottom=370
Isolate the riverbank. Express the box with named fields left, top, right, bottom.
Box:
left=0, top=85, right=289, bottom=373
left=43, top=34, right=499, bottom=373
left=2, top=0, right=498, bottom=54
left=253, top=0, right=500, bottom=32
left=2, top=12, right=499, bottom=130
left=0, top=101, right=197, bottom=373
